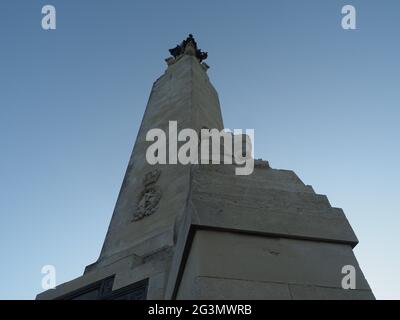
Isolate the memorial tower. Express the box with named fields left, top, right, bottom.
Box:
left=37, top=35, right=374, bottom=300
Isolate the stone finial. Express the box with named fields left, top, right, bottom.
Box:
left=166, top=34, right=208, bottom=66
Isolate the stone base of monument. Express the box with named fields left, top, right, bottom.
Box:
left=164, top=164, right=375, bottom=299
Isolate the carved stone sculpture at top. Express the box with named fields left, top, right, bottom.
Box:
left=168, top=34, right=208, bottom=62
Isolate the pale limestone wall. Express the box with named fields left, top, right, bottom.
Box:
left=97, top=55, right=222, bottom=265
left=189, top=164, right=358, bottom=244
left=167, top=162, right=374, bottom=299
left=176, top=230, right=374, bottom=300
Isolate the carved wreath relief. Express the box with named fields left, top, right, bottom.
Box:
left=132, top=169, right=162, bottom=221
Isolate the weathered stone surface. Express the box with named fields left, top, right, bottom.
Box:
left=179, top=277, right=292, bottom=300
left=187, top=164, right=358, bottom=246
left=175, top=230, right=374, bottom=299
left=288, top=284, right=375, bottom=300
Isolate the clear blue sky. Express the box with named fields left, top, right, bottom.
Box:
left=0, top=0, right=399, bottom=299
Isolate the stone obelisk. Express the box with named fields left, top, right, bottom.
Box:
left=37, top=35, right=374, bottom=300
